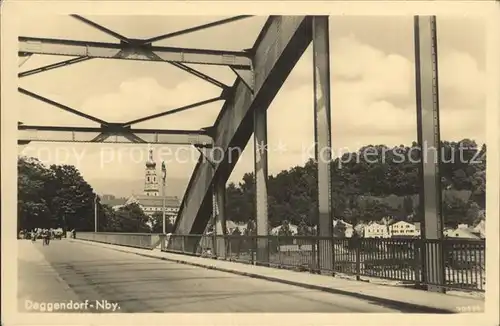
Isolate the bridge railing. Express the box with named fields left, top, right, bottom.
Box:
left=77, top=232, right=161, bottom=250
left=161, top=234, right=485, bottom=292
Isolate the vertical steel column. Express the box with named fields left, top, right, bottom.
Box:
left=254, top=106, right=269, bottom=265
left=162, top=181, right=166, bottom=234
left=94, top=195, right=98, bottom=232
left=313, top=16, right=334, bottom=273
left=214, top=177, right=227, bottom=259
left=211, top=184, right=217, bottom=257
left=414, top=16, right=445, bottom=293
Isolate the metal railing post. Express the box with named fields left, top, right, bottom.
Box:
left=355, top=239, right=361, bottom=281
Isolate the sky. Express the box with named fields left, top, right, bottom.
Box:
left=17, top=15, right=486, bottom=198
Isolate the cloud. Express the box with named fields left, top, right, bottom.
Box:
left=80, top=76, right=223, bottom=128
left=439, top=50, right=486, bottom=109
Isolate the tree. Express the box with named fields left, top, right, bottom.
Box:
left=230, top=227, right=242, bottom=256
left=225, top=182, right=252, bottom=223
left=47, top=164, right=96, bottom=231
left=333, top=220, right=346, bottom=238
left=465, top=201, right=481, bottom=226
left=278, top=220, right=293, bottom=245
left=18, top=157, right=97, bottom=232
left=471, top=170, right=486, bottom=208
left=99, top=204, right=119, bottom=232
left=297, top=218, right=310, bottom=248
left=402, top=196, right=414, bottom=217
left=278, top=220, right=292, bottom=236
left=150, top=212, right=174, bottom=233
left=245, top=218, right=256, bottom=236
left=112, top=203, right=150, bottom=233
left=442, top=197, right=469, bottom=228
left=18, top=157, right=54, bottom=231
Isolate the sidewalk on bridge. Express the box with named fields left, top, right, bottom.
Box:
left=17, top=240, right=86, bottom=312
left=71, top=239, right=485, bottom=313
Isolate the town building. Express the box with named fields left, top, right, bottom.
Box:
left=124, top=194, right=180, bottom=224
left=363, top=221, right=390, bottom=238
left=444, top=227, right=481, bottom=239
left=444, top=223, right=483, bottom=239
left=389, top=220, right=421, bottom=238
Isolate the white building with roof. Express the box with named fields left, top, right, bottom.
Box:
left=389, top=221, right=421, bottom=237
left=364, top=221, right=390, bottom=238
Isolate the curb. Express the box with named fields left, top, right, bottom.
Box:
left=72, top=239, right=456, bottom=313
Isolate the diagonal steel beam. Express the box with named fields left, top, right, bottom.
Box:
left=123, top=96, right=223, bottom=126
left=18, top=53, right=32, bottom=67
left=122, top=132, right=147, bottom=143
left=18, top=87, right=109, bottom=125
left=18, top=57, right=92, bottom=78
left=91, top=132, right=111, bottom=142
left=143, top=15, right=254, bottom=44
left=19, top=37, right=253, bottom=68
left=70, top=14, right=131, bottom=43
left=168, top=62, right=229, bottom=89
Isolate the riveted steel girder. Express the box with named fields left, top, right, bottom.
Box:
left=18, top=125, right=214, bottom=146
left=19, top=36, right=253, bottom=69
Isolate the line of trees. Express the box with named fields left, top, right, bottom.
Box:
left=17, top=139, right=486, bottom=233
left=225, top=139, right=486, bottom=229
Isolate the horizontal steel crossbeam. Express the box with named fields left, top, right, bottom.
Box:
left=19, top=37, right=253, bottom=68
left=18, top=125, right=214, bottom=146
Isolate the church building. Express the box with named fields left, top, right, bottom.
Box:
left=124, top=149, right=180, bottom=224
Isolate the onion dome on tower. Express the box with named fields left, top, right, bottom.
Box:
left=146, top=149, right=156, bottom=168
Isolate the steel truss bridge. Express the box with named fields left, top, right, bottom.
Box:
left=18, top=15, right=447, bottom=292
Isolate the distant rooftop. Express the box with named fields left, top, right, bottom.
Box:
left=129, top=194, right=180, bottom=208
left=100, top=197, right=127, bottom=207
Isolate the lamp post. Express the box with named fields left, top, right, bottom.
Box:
left=161, top=161, right=167, bottom=234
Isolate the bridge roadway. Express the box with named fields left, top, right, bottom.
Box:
left=18, top=239, right=406, bottom=313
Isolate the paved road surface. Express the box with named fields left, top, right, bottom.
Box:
left=18, top=239, right=407, bottom=313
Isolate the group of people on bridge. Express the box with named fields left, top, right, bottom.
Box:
left=18, top=228, right=65, bottom=246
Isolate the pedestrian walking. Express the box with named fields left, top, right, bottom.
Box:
left=44, top=230, right=51, bottom=246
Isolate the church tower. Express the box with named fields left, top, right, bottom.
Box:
left=144, top=148, right=159, bottom=196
